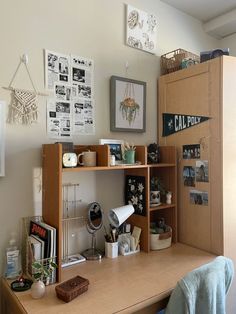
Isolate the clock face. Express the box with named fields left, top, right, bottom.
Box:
left=62, top=153, right=77, bottom=167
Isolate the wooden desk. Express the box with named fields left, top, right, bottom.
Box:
left=1, top=243, right=215, bottom=314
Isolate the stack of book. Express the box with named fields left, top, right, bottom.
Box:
left=27, top=220, right=56, bottom=284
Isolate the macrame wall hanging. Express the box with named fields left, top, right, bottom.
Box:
left=2, top=54, right=47, bottom=125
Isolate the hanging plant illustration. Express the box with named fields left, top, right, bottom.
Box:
left=120, top=82, right=140, bottom=125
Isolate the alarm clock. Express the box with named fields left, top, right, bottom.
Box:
left=62, top=153, right=77, bottom=167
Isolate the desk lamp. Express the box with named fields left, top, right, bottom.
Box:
left=108, top=204, right=134, bottom=228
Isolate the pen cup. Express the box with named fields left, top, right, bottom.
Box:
left=105, top=241, right=118, bottom=258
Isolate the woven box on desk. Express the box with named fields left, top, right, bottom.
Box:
left=160, top=48, right=200, bottom=75
left=55, top=275, right=89, bottom=303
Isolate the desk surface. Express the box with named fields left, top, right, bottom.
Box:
left=1, top=243, right=215, bottom=314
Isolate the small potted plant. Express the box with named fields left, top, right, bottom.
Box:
left=31, top=260, right=57, bottom=299
left=150, top=177, right=165, bottom=206
left=122, top=142, right=136, bottom=164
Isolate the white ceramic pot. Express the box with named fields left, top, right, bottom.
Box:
left=31, top=280, right=45, bottom=299
left=150, top=190, right=161, bottom=205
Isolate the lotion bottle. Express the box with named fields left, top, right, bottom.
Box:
left=5, top=232, right=21, bottom=279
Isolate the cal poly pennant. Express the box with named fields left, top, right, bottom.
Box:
left=162, top=113, right=210, bottom=137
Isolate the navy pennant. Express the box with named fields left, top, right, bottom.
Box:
left=162, top=113, right=210, bottom=137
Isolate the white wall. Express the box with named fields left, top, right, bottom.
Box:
left=221, top=33, right=236, bottom=56
left=0, top=0, right=219, bottom=277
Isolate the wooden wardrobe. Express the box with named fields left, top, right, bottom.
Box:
left=158, top=56, right=236, bottom=313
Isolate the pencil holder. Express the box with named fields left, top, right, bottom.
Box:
left=105, top=242, right=118, bottom=258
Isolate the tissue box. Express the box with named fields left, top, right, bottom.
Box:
left=55, top=275, right=89, bottom=303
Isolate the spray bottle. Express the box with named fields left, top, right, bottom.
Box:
left=5, top=232, right=21, bottom=279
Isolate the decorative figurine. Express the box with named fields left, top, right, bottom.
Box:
left=147, top=143, right=160, bottom=164
left=166, top=191, right=172, bottom=204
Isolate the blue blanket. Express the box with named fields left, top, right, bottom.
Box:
left=165, top=256, right=234, bottom=314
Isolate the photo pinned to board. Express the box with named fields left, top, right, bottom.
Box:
left=183, top=166, right=195, bottom=187
left=196, top=160, right=209, bottom=182
left=183, top=144, right=200, bottom=159
left=190, top=190, right=208, bottom=206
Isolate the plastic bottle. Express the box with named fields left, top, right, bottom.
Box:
left=5, top=232, right=21, bottom=279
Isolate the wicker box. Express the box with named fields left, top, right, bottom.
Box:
left=55, top=275, right=89, bottom=303
left=150, top=228, right=172, bottom=250
left=160, top=48, right=199, bottom=75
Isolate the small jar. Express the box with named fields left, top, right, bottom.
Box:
left=110, top=155, right=116, bottom=166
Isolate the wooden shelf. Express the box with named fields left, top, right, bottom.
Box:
left=148, top=163, right=175, bottom=168
left=42, top=143, right=177, bottom=282
left=149, top=203, right=176, bottom=212
left=62, top=164, right=148, bottom=172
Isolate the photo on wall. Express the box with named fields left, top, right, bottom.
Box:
left=196, top=160, right=209, bottom=182
left=183, top=166, right=195, bottom=187
left=183, top=144, right=200, bottom=159
left=190, top=190, right=208, bottom=206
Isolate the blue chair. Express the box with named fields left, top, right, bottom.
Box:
left=161, top=256, right=234, bottom=314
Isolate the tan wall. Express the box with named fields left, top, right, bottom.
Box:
left=0, top=0, right=219, bottom=278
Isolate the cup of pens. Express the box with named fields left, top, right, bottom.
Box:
left=105, top=241, right=118, bottom=258
left=104, top=226, right=118, bottom=258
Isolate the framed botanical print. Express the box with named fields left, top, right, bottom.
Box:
left=110, top=76, right=146, bottom=132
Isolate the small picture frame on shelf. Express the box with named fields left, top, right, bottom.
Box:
left=99, top=139, right=124, bottom=163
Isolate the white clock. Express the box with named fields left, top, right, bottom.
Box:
left=62, top=153, right=77, bottom=168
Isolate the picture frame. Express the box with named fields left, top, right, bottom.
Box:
left=110, top=76, right=146, bottom=132
left=99, top=139, right=124, bottom=162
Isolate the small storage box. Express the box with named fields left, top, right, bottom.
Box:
left=55, top=275, right=89, bottom=303
left=160, top=49, right=199, bottom=75
left=150, top=228, right=172, bottom=250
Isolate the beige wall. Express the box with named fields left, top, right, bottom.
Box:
left=0, top=0, right=219, bottom=276
left=221, top=33, right=236, bottom=56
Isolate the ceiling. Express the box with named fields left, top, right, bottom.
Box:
left=161, top=0, right=236, bottom=38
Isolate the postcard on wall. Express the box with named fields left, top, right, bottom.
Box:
left=126, top=5, right=157, bottom=54
left=47, top=99, right=72, bottom=138
left=183, top=144, right=200, bottom=159
left=183, top=166, right=195, bottom=187
left=45, top=50, right=70, bottom=90
left=54, top=83, right=72, bottom=101
left=196, top=160, right=209, bottom=182
left=190, top=190, right=208, bottom=206
left=72, top=99, right=95, bottom=135
left=71, top=55, right=94, bottom=98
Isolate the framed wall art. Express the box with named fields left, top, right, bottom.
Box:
left=110, top=76, right=146, bottom=132
left=0, top=101, right=6, bottom=176
left=126, top=5, right=157, bottom=54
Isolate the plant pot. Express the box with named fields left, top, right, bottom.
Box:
left=31, top=280, right=45, bottom=299
left=150, top=190, right=161, bottom=205
left=124, top=150, right=135, bottom=164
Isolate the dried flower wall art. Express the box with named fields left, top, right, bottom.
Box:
left=110, top=76, right=146, bottom=133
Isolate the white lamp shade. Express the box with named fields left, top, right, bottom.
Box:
left=108, top=205, right=134, bottom=228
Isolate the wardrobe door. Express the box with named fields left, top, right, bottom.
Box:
left=158, top=58, right=222, bottom=254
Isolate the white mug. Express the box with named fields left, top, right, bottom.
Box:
left=77, top=151, right=96, bottom=167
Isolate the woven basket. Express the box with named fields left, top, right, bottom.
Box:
left=161, top=48, right=200, bottom=75
left=55, top=275, right=89, bottom=303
